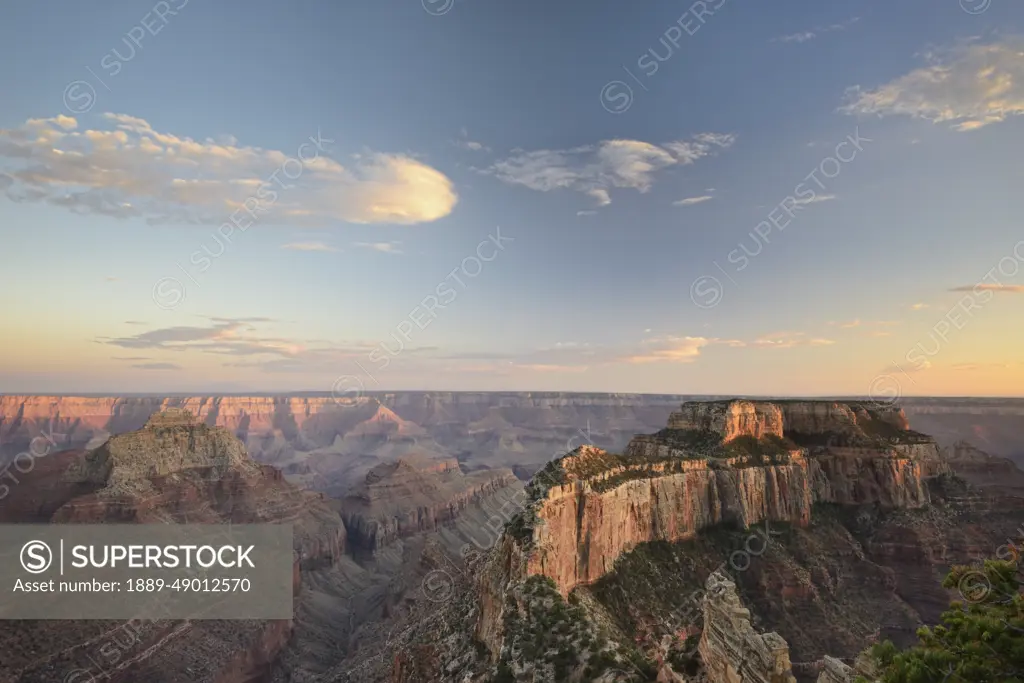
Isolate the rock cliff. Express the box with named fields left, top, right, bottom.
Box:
left=340, top=454, right=522, bottom=552
left=699, top=570, right=797, bottom=683
left=473, top=399, right=942, bottom=666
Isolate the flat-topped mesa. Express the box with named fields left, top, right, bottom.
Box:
left=665, top=399, right=925, bottom=448
left=63, top=409, right=262, bottom=494
left=474, top=400, right=938, bottom=615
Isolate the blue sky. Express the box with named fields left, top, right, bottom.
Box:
left=1, top=0, right=1023, bottom=396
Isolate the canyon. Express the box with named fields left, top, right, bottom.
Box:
left=4, top=393, right=1022, bottom=492
left=2, top=395, right=1023, bottom=682
left=386, top=399, right=1024, bottom=683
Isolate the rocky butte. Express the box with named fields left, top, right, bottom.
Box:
left=0, top=409, right=346, bottom=683
left=456, top=399, right=956, bottom=682
left=485, top=399, right=941, bottom=600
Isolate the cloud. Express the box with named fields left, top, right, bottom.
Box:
left=774, top=17, right=859, bottom=44
left=111, top=356, right=152, bottom=361
left=101, top=317, right=391, bottom=375
left=776, top=32, right=817, bottom=44
left=949, top=284, right=1024, bottom=293
left=280, top=241, right=339, bottom=252
left=0, top=113, right=458, bottom=225
left=353, top=240, right=402, bottom=254
left=752, top=332, right=836, bottom=349
left=952, top=362, right=1019, bottom=371
left=124, top=320, right=148, bottom=325
left=576, top=210, right=598, bottom=217
left=455, top=127, right=489, bottom=152
left=841, top=40, right=1024, bottom=131
left=793, top=194, right=836, bottom=205
left=100, top=317, right=304, bottom=356
left=104, top=276, right=119, bottom=282
left=483, top=133, right=735, bottom=207
left=622, top=336, right=712, bottom=364
left=828, top=319, right=899, bottom=329
left=910, top=303, right=930, bottom=310
left=132, top=363, right=183, bottom=370
left=673, top=195, right=714, bottom=207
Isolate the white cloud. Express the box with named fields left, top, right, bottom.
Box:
left=576, top=210, right=598, bottom=217
left=483, top=133, right=735, bottom=207
left=673, top=195, right=714, bottom=206
left=0, top=113, right=458, bottom=225
left=794, top=194, right=837, bottom=205
left=774, top=17, right=859, bottom=44
left=455, top=127, right=489, bottom=152
left=777, top=31, right=817, bottom=44
left=354, top=240, right=403, bottom=254
left=841, top=40, right=1024, bottom=131
left=281, top=241, right=339, bottom=252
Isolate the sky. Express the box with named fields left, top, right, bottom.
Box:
left=1, top=0, right=1023, bottom=397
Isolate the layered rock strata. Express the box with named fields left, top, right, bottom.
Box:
left=0, top=410, right=347, bottom=683
left=340, top=455, right=522, bottom=552
left=699, top=570, right=797, bottom=683
left=698, top=571, right=877, bottom=683
left=475, top=400, right=942, bottom=659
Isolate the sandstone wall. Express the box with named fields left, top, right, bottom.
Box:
left=526, top=458, right=817, bottom=595
left=668, top=400, right=785, bottom=441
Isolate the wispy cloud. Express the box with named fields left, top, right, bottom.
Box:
left=353, top=240, right=402, bottom=254
left=483, top=133, right=735, bottom=208
left=828, top=319, right=900, bottom=329
left=949, top=284, right=1024, bottom=293
left=794, top=193, right=836, bottom=205
left=132, top=363, right=183, bottom=370
left=576, top=210, right=598, bottom=217
left=910, top=303, right=930, bottom=310
left=672, top=195, right=714, bottom=207
left=752, top=332, right=836, bottom=349
left=454, top=127, right=489, bottom=152
left=841, top=39, right=1024, bottom=131
left=280, top=241, right=339, bottom=252
left=952, top=362, right=1019, bottom=371
left=623, top=336, right=711, bottom=364
left=0, top=113, right=457, bottom=225
left=774, top=17, right=859, bottom=44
